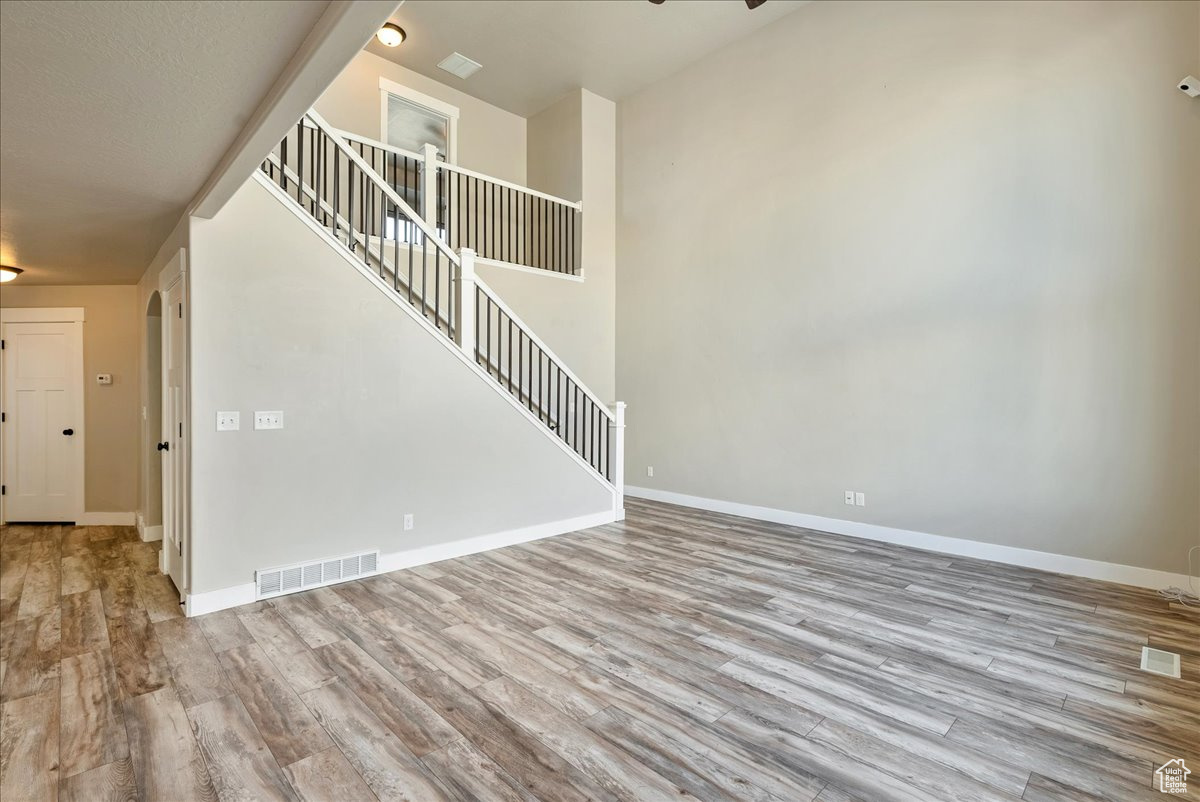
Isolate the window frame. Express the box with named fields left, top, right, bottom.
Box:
left=379, top=76, right=459, bottom=164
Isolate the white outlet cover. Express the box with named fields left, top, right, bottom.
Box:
left=647, top=466, right=654, bottom=477
left=216, top=411, right=240, bottom=431
left=254, top=411, right=283, bottom=430
left=403, top=514, right=414, bottom=531
left=855, top=492, right=866, bottom=507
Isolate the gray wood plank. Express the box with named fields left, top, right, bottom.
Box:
left=123, top=684, right=216, bottom=801
left=283, top=746, right=378, bottom=802
left=300, top=680, right=452, bottom=801
left=217, top=642, right=332, bottom=767
left=187, top=692, right=294, bottom=802
left=59, top=648, right=128, bottom=778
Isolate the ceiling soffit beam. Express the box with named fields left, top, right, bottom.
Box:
left=190, top=0, right=401, bottom=220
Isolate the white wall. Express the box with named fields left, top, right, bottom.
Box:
left=186, top=176, right=614, bottom=595
left=617, top=0, right=1200, bottom=574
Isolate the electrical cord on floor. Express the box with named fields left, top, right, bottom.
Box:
left=1157, top=546, right=1200, bottom=608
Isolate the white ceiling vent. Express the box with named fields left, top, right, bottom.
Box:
left=255, top=550, right=380, bottom=600
left=437, top=52, right=483, bottom=80
left=1139, top=646, right=1181, bottom=679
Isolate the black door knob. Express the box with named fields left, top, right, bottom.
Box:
left=157, top=441, right=170, bottom=451
left=62, top=428, right=74, bottom=436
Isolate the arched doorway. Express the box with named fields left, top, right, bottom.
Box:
left=144, top=292, right=164, bottom=542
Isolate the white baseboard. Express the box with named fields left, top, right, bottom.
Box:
left=184, top=509, right=616, bottom=618
left=141, top=525, right=163, bottom=543
left=77, top=511, right=136, bottom=526
left=626, top=486, right=1197, bottom=592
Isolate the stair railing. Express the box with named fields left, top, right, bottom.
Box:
left=263, top=111, right=620, bottom=491
left=336, top=128, right=582, bottom=276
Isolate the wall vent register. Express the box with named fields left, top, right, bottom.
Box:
left=255, top=550, right=380, bottom=600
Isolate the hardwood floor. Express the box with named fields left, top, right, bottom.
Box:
left=1, top=499, right=1196, bottom=801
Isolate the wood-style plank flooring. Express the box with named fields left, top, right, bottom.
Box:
left=1, top=499, right=1197, bottom=801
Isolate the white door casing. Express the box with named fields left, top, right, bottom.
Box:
left=1, top=308, right=85, bottom=523
left=160, top=251, right=188, bottom=593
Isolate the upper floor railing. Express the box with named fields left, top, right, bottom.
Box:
left=336, top=129, right=582, bottom=277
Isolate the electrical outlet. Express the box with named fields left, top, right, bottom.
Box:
left=216, top=411, right=240, bottom=431
left=254, top=411, right=283, bottom=430
left=647, top=466, right=654, bottom=478
left=403, top=513, right=414, bottom=531
left=96, top=373, right=113, bottom=385
left=855, top=492, right=866, bottom=507
left=844, top=491, right=855, bottom=505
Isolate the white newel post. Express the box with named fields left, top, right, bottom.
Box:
left=611, top=402, right=626, bottom=520
left=454, top=248, right=477, bottom=358
left=420, top=143, right=439, bottom=230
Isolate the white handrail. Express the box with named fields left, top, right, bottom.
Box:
left=331, top=126, right=582, bottom=211
left=334, top=127, right=425, bottom=162
left=473, top=275, right=613, bottom=423
left=438, top=160, right=582, bottom=211
left=305, top=110, right=460, bottom=267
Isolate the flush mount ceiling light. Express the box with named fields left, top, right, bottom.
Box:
left=0, top=265, right=23, bottom=283
left=376, top=22, right=406, bottom=48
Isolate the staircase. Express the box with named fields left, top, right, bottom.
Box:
left=258, top=111, right=623, bottom=493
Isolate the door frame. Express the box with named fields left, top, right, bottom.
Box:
left=0, top=306, right=86, bottom=524
left=157, top=249, right=190, bottom=597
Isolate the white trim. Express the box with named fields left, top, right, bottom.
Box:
left=141, top=525, right=163, bottom=543
left=379, top=76, right=459, bottom=165
left=0, top=307, right=85, bottom=323
left=185, top=509, right=616, bottom=617
left=77, top=512, right=136, bottom=526
left=475, top=256, right=585, bottom=282
left=185, top=582, right=257, bottom=617
left=625, top=486, right=1199, bottom=592
left=253, top=172, right=617, bottom=496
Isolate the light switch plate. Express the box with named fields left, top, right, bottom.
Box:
left=844, top=491, right=855, bottom=505
left=96, top=373, right=113, bottom=385
left=216, top=411, right=240, bottom=431
left=254, top=411, right=284, bottom=430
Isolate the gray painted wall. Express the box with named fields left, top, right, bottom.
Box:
left=617, top=0, right=1200, bottom=573
left=187, top=177, right=613, bottom=594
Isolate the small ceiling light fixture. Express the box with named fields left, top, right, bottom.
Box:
left=0, top=265, right=23, bottom=283
left=376, top=22, right=406, bottom=48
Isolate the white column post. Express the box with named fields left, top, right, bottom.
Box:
left=454, top=248, right=477, bottom=359
left=420, top=143, right=439, bottom=231
left=610, top=401, right=626, bottom=520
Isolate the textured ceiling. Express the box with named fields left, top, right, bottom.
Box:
left=367, top=0, right=810, bottom=117
left=0, top=0, right=331, bottom=284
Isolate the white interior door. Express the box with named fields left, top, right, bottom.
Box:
left=162, top=279, right=187, bottom=589
left=1, top=316, right=84, bottom=522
